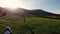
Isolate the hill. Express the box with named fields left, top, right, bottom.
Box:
left=0, top=7, right=60, bottom=20
left=25, top=9, right=60, bottom=19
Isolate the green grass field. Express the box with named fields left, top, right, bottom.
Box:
left=0, top=17, right=60, bottom=34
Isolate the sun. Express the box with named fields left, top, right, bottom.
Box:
left=0, top=0, right=27, bottom=9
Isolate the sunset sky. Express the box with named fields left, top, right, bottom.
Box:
left=0, top=0, right=60, bottom=14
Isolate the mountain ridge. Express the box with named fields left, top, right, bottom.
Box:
left=0, top=7, right=60, bottom=20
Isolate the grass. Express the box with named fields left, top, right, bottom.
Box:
left=0, top=17, right=60, bottom=34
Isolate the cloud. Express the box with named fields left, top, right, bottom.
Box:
left=49, top=10, right=60, bottom=14
left=0, top=0, right=23, bottom=8
left=0, top=0, right=49, bottom=9
left=18, top=0, right=49, bottom=9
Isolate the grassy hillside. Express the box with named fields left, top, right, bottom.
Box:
left=0, top=17, right=60, bottom=34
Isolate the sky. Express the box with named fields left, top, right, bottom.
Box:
left=0, top=0, right=60, bottom=14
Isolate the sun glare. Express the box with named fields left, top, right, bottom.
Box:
left=0, top=0, right=27, bottom=9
